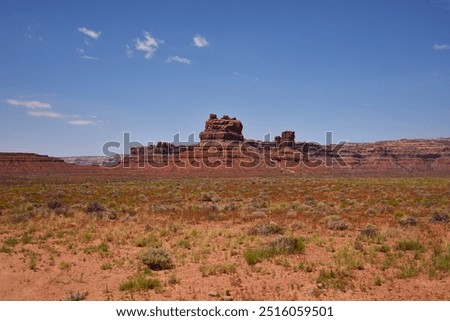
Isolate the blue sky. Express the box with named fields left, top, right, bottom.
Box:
left=1, top=0, right=450, bottom=156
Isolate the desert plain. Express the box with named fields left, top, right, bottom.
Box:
left=0, top=168, right=449, bottom=301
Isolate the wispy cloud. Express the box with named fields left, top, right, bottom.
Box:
left=125, top=45, right=134, bottom=58
left=433, top=44, right=450, bottom=50
left=28, top=110, right=64, bottom=118
left=25, top=24, right=44, bottom=42
left=193, top=34, right=209, bottom=48
left=6, top=98, right=51, bottom=109
left=166, top=56, right=191, bottom=64
left=76, top=48, right=98, bottom=60
left=6, top=97, right=99, bottom=125
left=80, top=55, right=98, bottom=60
left=78, top=27, right=102, bottom=40
left=68, top=120, right=96, bottom=126
left=135, top=31, right=163, bottom=59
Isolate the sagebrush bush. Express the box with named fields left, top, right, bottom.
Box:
left=269, top=236, right=305, bottom=254
left=325, top=215, right=350, bottom=231
left=429, top=212, right=449, bottom=224
left=360, top=223, right=379, bottom=238
left=86, top=201, right=105, bottom=213
left=141, top=247, right=174, bottom=270
left=47, top=199, right=62, bottom=210
left=399, top=216, right=418, bottom=226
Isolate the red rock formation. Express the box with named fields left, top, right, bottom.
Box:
left=281, top=131, right=295, bottom=143
left=199, top=114, right=244, bottom=142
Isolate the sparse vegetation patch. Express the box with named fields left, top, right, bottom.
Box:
left=141, top=247, right=174, bottom=270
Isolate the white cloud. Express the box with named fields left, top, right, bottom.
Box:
left=6, top=98, right=51, bottom=109
left=135, top=31, right=163, bottom=59
left=166, top=56, right=191, bottom=64
left=68, top=120, right=96, bottom=126
left=126, top=45, right=134, bottom=58
left=28, top=110, right=64, bottom=118
left=7, top=97, right=100, bottom=125
left=80, top=55, right=98, bottom=60
left=78, top=27, right=102, bottom=40
left=433, top=44, right=450, bottom=50
left=193, top=34, right=209, bottom=48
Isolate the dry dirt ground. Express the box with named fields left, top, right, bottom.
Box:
left=0, top=176, right=449, bottom=301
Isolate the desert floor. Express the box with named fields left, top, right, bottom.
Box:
left=0, top=176, right=449, bottom=301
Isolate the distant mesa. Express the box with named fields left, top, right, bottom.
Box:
left=130, top=113, right=297, bottom=156
left=1, top=113, right=450, bottom=176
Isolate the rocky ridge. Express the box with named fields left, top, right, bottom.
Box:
left=1, top=114, right=450, bottom=176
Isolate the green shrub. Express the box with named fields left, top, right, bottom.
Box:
left=394, top=210, right=404, bottom=218
left=119, top=273, right=160, bottom=292
left=0, top=246, right=12, bottom=254
left=316, top=269, right=350, bottom=290
left=200, top=263, right=236, bottom=277
left=4, top=237, right=19, bottom=247
left=83, top=242, right=110, bottom=257
left=334, top=246, right=364, bottom=271
left=432, top=244, right=450, bottom=273
left=135, top=233, right=162, bottom=248
left=243, top=247, right=275, bottom=265
left=396, top=239, right=424, bottom=252
left=397, top=260, right=419, bottom=279
left=141, top=247, right=174, bottom=270
left=177, top=239, right=191, bottom=249
left=243, top=236, right=305, bottom=265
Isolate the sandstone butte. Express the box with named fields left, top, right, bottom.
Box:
left=1, top=114, right=449, bottom=178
